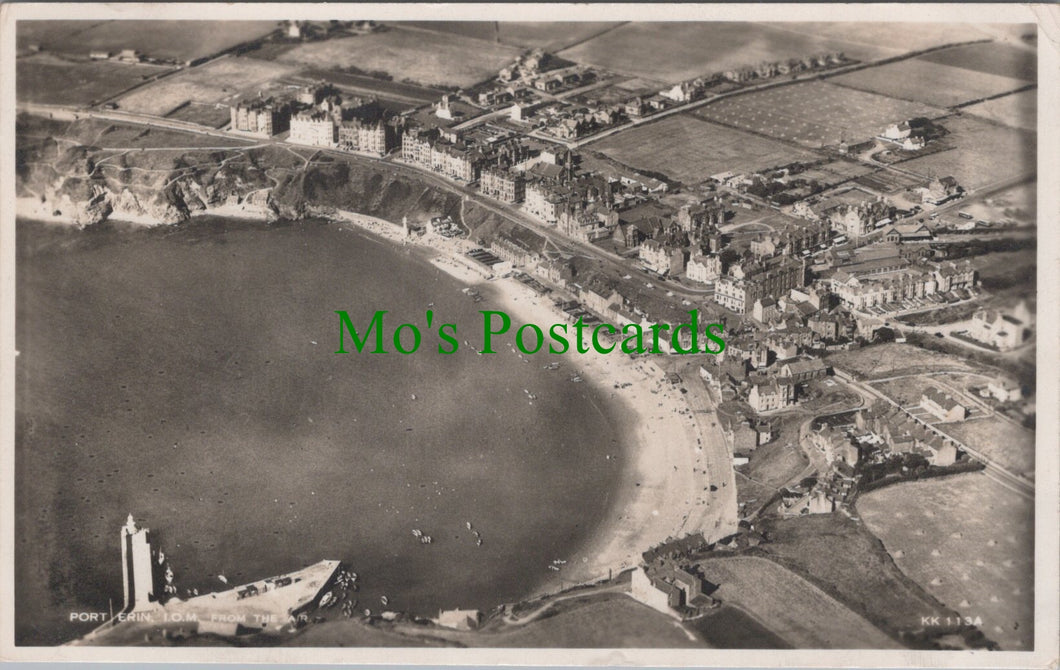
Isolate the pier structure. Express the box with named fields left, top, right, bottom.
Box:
left=120, top=513, right=161, bottom=612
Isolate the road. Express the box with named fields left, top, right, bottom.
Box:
left=570, top=39, right=990, bottom=151
left=19, top=100, right=709, bottom=303
left=831, top=367, right=1033, bottom=499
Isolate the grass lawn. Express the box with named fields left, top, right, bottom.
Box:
left=592, top=114, right=815, bottom=184
left=972, top=246, right=1037, bottom=291
left=17, top=55, right=171, bottom=106
left=858, top=472, right=1034, bottom=650
left=830, top=59, right=1030, bottom=108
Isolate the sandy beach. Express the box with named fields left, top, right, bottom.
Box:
left=17, top=199, right=739, bottom=603
left=326, top=208, right=740, bottom=593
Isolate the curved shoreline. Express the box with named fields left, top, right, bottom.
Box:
left=321, top=208, right=739, bottom=596
left=16, top=200, right=739, bottom=610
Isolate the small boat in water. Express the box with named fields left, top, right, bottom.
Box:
left=466, top=521, right=473, bottom=530
left=380, top=596, right=389, bottom=606
left=412, top=529, right=422, bottom=538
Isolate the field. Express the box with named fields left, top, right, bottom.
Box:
left=863, top=374, right=1034, bottom=475
left=558, top=22, right=891, bottom=85
left=475, top=596, right=702, bottom=647
left=116, top=56, right=299, bottom=116
left=756, top=514, right=966, bottom=645
left=592, top=115, right=815, bottom=184
left=18, top=118, right=250, bottom=155
left=943, top=417, right=1035, bottom=478
left=965, top=90, right=1037, bottom=131
left=298, top=68, right=442, bottom=104
left=687, top=605, right=791, bottom=648
left=917, top=42, right=1036, bottom=82
left=164, top=101, right=231, bottom=128
left=275, top=27, right=521, bottom=88
left=735, top=414, right=808, bottom=513
left=897, top=115, right=1035, bottom=190
left=869, top=376, right=986, bottom=417
left=826, top=343, right=976, bottom=381
left=858, top=473, right=1034, bottom=650
left=830, top=59, right=1031, bottom=108
left=400, top=21, right=624, bottom=52
left=758, top=22, right=1001, bottom=58
left=693, top=81, right=941, bottom=148
left=854, top=168, right=929, bottom=195
left=696, top=556, right=901, bottom=648
left=16, top=54, right=171, bottom=106
left=16, top=20, right=278, bottom=62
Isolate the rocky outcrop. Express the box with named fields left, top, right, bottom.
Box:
left=16, top=117, right=466, bottom=230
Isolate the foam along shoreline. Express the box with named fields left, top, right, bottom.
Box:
left=15, top=196, right=277, bottom=229
left=322, top=208, right=739, bottom=594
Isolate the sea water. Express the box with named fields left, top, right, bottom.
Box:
left=15, top=216, right=625, bottom=644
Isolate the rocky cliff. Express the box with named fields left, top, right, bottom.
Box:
left=15, top=115, right=471, bottom=230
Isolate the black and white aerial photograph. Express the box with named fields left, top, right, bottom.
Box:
left=3, top=3, right=1056, bottom=667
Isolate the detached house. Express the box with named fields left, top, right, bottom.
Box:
left=748, top=378, right=794, bottom=413
left=921, top=388, right=968, bottom=422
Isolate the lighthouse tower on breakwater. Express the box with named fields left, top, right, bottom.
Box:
left=120, top=514, right=160, bottom=611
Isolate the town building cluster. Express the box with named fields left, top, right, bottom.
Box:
left=230, top=82, right=396, bottom=156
